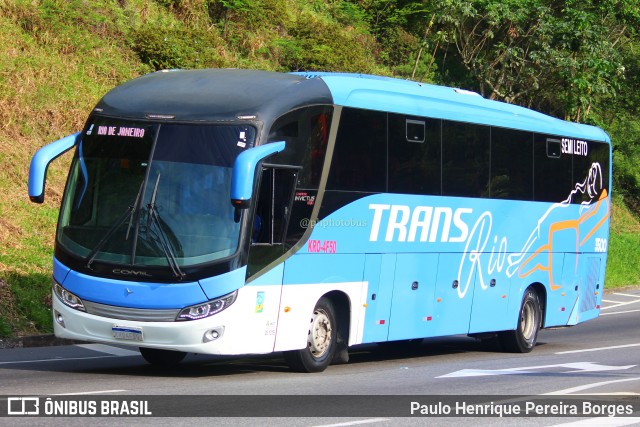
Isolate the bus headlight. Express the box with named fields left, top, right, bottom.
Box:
left=53, top=282, right=86, bottom=312
left=176, top=291, right=237, bottom=321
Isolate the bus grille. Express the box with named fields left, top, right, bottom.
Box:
left=83, top=300, right=180, bottom=322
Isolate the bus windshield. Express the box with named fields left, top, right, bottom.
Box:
left=57, top=118, right=255, bottom=271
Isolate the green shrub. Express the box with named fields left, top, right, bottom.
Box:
left=130, top=25, right=223, bottom=70
left=274, top=12, right=379, bottom=72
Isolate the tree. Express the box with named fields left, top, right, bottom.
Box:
left=425, top=0, right=637, bottom=122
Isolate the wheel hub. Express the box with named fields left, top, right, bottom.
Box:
left=307, top=309, right=332, bottom=358
left=520, top=300, right=536, bottom=341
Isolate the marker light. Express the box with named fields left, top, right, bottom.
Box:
left=54, top=310, right=66, bottom=328
left=176, top=291, right=237, bottom=321
left=53, top=282, right=86, bottom=312
left=203, top=327, right=225, bottom=343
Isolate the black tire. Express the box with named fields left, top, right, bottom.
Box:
left=284, top=297, right=337, bottom=373
left=499, top=287, right=541, bottom=353
left=139, top=347, right=187, bottom=367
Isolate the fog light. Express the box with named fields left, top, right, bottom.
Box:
left=54, top=310, right=65, bottom=328
left=203, top=326, right=225, bottom=343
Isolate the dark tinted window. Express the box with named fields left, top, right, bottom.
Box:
left=442, top=121, right=490, bottom=197
left=534, top=134, right=573, bottom=202
left=154, top=124, right=254, bottom=166
left=247, top=167, right=297, bottom=277
left=572, top=139, right=610, bottom=204
left=268, top=106, right=333, bottom=189
left=388, top=115, right=441, bottom=195
left=327, top=108, right=387, bottom=192
left=491, top=128, right=533, bottom=200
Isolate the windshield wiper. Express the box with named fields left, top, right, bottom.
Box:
left=145, top=174, right=185, bottom=280
left=86, top=183, right=143, bottom=269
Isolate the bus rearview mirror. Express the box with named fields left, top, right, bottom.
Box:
left=28, top=132, right=80, bottom=203
left=230, top=141, right=285, bottom=209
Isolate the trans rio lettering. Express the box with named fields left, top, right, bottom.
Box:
left=368, top=204, right=513, bottom=299
left=368, top=204, right=472, bottom=243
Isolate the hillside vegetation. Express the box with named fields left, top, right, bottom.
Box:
left=0, top=0, right=639, bottom=337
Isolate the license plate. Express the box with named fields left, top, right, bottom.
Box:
left=112, top=325, right=143, bottom=342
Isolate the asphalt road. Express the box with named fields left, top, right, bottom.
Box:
left=1, top=289, right=639, bottom=426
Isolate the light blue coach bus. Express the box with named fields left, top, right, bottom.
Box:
left=29, top=69, right=611, bottom=372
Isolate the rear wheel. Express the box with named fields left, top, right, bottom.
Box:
left=284, top=297, right=337, bottom=373
left=139, top=347, right=187, bottom=367
left=499, top=287, right=541, bottom=353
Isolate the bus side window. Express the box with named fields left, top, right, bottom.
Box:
left=252, top=167, right=298, bottom=245
left=247, top=167, right=297, bottom=277
left=533, top=134, right=573, bottom=202
left=327, top=108, right=386, bottom=192
left=490, top=128, right=533, bottom=201
left=442, top=120, right=490, bottom=198
left=573, top=140, right=610, bottom=205
left=388, top=115, right=441, bottom=195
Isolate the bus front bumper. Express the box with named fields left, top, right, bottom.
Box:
left=50, top=287, right=279, bottom=356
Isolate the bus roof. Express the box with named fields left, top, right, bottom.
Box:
left=94, top=69, right=609, bottom=143
left=300, top=72, right=610, bottom=143
left=94, top=69, right=332, bottom=123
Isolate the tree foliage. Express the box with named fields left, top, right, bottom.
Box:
left=344, top=0, right=640, bottom=211
left=415, top=0, right=636, bottom=122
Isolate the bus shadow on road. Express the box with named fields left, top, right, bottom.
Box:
left=0, top=334, right=547, bottom=379
left=92, top=334, right=542, bottom=377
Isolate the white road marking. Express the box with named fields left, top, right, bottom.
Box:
left=602, top=299, right=626, bottom=304
left=0, top=356, right=114, bottom=365
left=601, top=298, right=640, bottom=310
left=53, top=390, right=127, bottom=396
left=556, top=343, right=640, bottom=354
left=75, top=343, right=140, bottom=356
left=601, top=308, right=640, bottom=316
left=437, top=362, right=636, bottom=378
left=310, top=419, right=390, bottom=427
left=0, top=344, right=141, bottom=365
left=612, top=292, right=640, bottom=298
left=544, top=376, right=640, bottom=395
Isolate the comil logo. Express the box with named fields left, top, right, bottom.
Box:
left=7, top=397, right=40, bottom=415
left=112, top=269, right=152, bottom=278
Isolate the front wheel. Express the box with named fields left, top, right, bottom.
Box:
left=284, top=297, right=337, bottom=373
left=499, top=288, right=542, bottom=353
left=139, top=347, right=187, bottom=367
